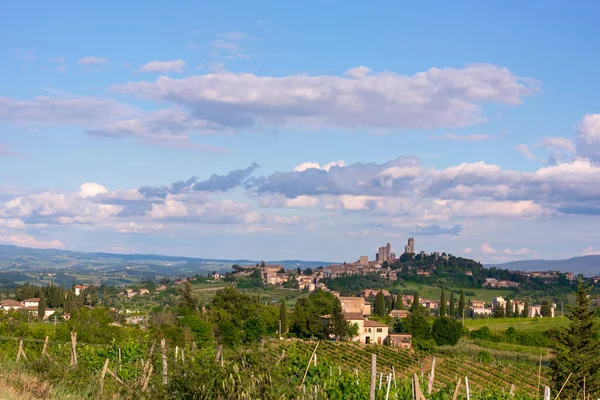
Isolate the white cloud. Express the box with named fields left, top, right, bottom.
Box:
left=0, top=234, right=63, bottom=249
left=113, top=64, right=538, bottom=131
left=78, top=56, right=108, bottom=66
left=582, top=246, right=600, bottom=256
left=463, top=247, right=472, bottom=254
left=0, top=218, right=26, bottom=230
left=577, top=114, right=600, bottom=160
left=515, top=144, right=543, bottom=161
left=0, top=96, right=133, bottom=125
left=139, top=59, right=186, bottom=74
left=481, top=243, right=496, bottom=254
left=293, top=160, right=346, bottom=172
left=428, top=133, right=491, bottom=142
left=539, top=137, right=576, bottom=154
left=78, top=183, right=109, bottom=198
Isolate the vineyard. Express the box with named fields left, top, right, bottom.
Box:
left=0, top=334, right=552, bottom=399
left=265, top=340, right=551, bottom=395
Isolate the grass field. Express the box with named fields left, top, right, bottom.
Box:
left=464, top=317, right=573, bottom=332
left=397, top=282, right=512, bottom=302
left=190, top=282, right=308, bottom=307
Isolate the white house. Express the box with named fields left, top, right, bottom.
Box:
left=0, top=300, right=23, bottom=311
left=23, top=298, right=40, bottom=308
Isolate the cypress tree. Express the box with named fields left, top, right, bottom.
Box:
left=279, top=298, right=288, bottom=335
left=439, top=287, right=447, bottom=317
left=38, top=291, right=46, bottom=320
left=505, top=298, right=512, bottom=318
left=458, top=290, right=466, bottom=319
left=410, top=292, right=420, bottom=314
left=375, top=290, right=386, bottom=317
left=551, top=278, right=600, bottom=397
left=329, top=299, right=349, bottom=340
left=396, top=295, right=405, bottom=310
left=449, top=292, right=455, bottom=317
left=386, top=296, right=393, bottom=314
left=521, top=299, right=529, bottom=318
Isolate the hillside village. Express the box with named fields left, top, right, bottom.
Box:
left=0, top=237, right=570, bottom=350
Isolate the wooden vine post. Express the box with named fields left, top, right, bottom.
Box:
left=451, top=377, right=462, bottom=400
left=300, top=342, right=320, bottom=389
left=161, top=338, right=167, bottom=385
left=16, top=340, right=27, bottom=362
left=412, top=373, right=426, bottom=400
left=70, top=332, right=78, bottom=366
left=369, top=353, right=376, bottom=400
left=41, top=336, right=51, bottom=360
left=428, top=357, right=436, bottom=394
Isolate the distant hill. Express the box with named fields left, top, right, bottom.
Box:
left=0, top=244, right=334, bottom=272
left=491, top=255, right=600, bottom=276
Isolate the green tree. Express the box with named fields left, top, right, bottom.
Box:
left=458, top=290, right=466, bottom=319
left=551, top=278, right=600, bottom=398
left=505, top=298, right=512, bottom=318
left=494, top=306, right=505, bottom=318
left=410, top=292, right=421, bottom=313
left=521, top=299, right=529, bottom=318
left=439, top=287, right=447, bottom=317
left=405, top=311, right=430, bottom=340
left=432, top=317, right=462, bottom=346
left=279, top=298, right=288, bottom=335
left=386, top=296, right=393, bottom=314
left=448, top=292, right=455, bottom=318
left=328, top=298, right=350, bottom=340
left=38, top=291, right=46, bottom=320
left=179, top=281, right=198, bottom=312
left=396, top=295, right=405, bottom=310
left=374, top=290, right=386, bottom=317
left=541, top=300, right=552, bottom=318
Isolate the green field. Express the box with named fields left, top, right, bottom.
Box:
left=397, top=281, right=512, bottom=302
left=463, top=316, right=574, bottom=332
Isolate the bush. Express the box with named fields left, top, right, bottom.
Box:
left=432, top=317, right=462, bottom=346
left=476, top=350, right=494, bottom=363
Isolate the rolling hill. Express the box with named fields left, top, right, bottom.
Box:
left=493, top=255, right=600, bottom=276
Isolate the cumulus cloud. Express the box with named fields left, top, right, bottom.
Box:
left=0, top=234, right=63, bottom=249
left=78, top=56, right=108, bottom=66
left=0, top=96, right=132, bottom=125
left=85, top=108, right=228, bottom=151
left=582, top=246, right=600, bottom=256
left=481, top=243, right=496, bottom=254
left=428, top=133, right=491, bottom=142
left=112, top=64, right=538, bottom=132
left=409, top=224, right=463, bottom=236
left=193, top=163, right=260, bottom=192
left=293, top=160, right=346, bottom=172
left=577, top=114, right=600, bottom=161
left=139, top=59, right=186, bottom=73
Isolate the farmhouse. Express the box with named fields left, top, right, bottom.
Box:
left=338, top=296, right=371, bottom=316
left=389, top=309, right=409, bottom=319
left=388, top=333, right=412, bottom=349
left=23, top=298, right=40, bottom=308
left=0, top=299, right=23, bottom=311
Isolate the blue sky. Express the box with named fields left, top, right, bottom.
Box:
left=2, top=1, right=600, bottom=263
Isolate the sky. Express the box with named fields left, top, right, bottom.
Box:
left=2, top=1, right=600, bottom=263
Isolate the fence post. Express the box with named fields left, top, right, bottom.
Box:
left=428, top=357, right=436, bottom=394
left=70, top=332, right=78, bottom=366
left=385, top=373, right=392, bottom=400
left=370, top=354, right=376, bottom=400
left=100, top=358, right=109, bottom=393
left=465, top=376, right=470, bottom=400
left=161, top=338, right=167, bottom=385
left=451, top=377, right=461, bottom=400
left=543, top=386, right=551, bottom=400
